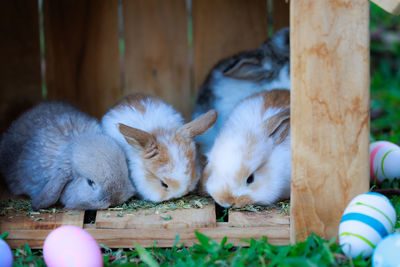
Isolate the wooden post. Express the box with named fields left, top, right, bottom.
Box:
left=290, top=0, right=370, bottom=241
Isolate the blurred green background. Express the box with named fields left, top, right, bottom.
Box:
left=370, top=2, right=400, bottom=143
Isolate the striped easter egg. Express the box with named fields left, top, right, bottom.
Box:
left=338, top=192, right=396, bottom=258
left=370, top=141, right=400, bottom=183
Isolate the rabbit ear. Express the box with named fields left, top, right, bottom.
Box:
left=32, top=175, right=71, bottom=210
left=178, top=110, right=218, bottom=139
left=119, top=123, right=159, bottom=158
left=264, top=108, right=290, bottom=144
left=269, top=27, right=290, bottom=56
left=223, top=57, right=267, bottom=81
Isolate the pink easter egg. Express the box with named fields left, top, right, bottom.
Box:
left=370, top=141, right=400, bottom=183
left=43, top=225, right=103, bottom=267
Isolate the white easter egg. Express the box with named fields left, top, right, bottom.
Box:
left=338, top=192, right=396, bottom=258
left=370, top=141, right=400, bottom=183
left=372, top=233, right=400, bottom=267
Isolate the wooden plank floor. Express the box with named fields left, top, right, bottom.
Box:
left=0, top=184, right=290, bottom=248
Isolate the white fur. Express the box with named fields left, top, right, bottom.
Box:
left=195, top=63, right=290, bottom=154
left=102, top=98, right=198, bottom=202
left=205, top=93, right=291, bottom=207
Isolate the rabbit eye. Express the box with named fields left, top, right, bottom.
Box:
left=161, top=181, right=168, bottom=188
left=246, top=174, right=254, bottom=185
left=87, top=179, right=95, bottom=187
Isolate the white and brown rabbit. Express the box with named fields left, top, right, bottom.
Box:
left=0, top=101, right=135, bottom=210
left=202, top=89, right=290, bottom=208
left=101, top=93, right=217, bottom=203
left=194, top=27, right=290, bottom=154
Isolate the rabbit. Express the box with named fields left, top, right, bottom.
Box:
left=101, top=93, right=217, bottom=203
left=201, top=89, right=290, bottom=208
left=0, top=101, right=135, bottom=210
left=193, top=27, right=290, bottom=154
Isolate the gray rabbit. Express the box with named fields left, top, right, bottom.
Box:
left=193, top=27, right=290, bottom=154
left=0, top=101, right=135, bottom=210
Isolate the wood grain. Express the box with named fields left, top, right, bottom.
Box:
left=290, top=0, right=370, bottom=241
left=371, top=0, right=400, bottom=14
left=123, top=0, right=191, bottom=119
left=95, top=204, right=216, bottom=229
left=0, top=211, right=84, bottom=231
left=273, top=0, right=290, bottom=31
left=192, top=0, right=268, bottom=93
left=5, top=222, right=289, bottom=248
left=43, top=0, right=121, bottom=118
left=0, top=0, right=42, bottom=133
left=228, top=209, right=289, bottom=227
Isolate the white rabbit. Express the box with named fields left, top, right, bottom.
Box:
left=101, top=93, right=217, bottom=203
left=0, top=101, right=135, bottom=210
left=193, top=27, right=290, bottom=154
left=202, top=90, right=290, bottom=208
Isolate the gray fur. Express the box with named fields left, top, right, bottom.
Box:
left=193, top=27, right=290, bottom=154
left=0, top=101, right=135, bottom=210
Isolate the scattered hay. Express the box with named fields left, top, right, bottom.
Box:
left=230, top=200, right=290, bottom=215
left=0, top=198, right=66, bottom=216
left=109, top=195, right=213, bottom=215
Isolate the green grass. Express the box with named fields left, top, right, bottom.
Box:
left=3, top=232, right=373, bottom=267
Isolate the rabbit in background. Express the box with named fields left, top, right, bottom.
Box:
left=193, top=27, right=290, bottom=154
left=0, top=101, right=135, bottom=210
left=101, top=93, right=217, bottom=203
left=202, top=90, right=290, bottom=208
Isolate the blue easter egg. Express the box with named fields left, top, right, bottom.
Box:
left=0, top=239, right=13, bottom=267
left=338, top=192, right=396, bottom=258
left=373, top=233, right=400, bottom=267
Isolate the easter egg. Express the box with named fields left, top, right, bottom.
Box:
left=43, top=225, right=103, bottom=267
left=338, top=192, right=396, bottom=258
left=373, top=233, right=400, bottom=267
left=370, top=141, right=400, bottom=183
left=0, top=239, right=13, bottom=267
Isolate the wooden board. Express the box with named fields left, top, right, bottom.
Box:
left=43, top=0, right=121, bottom=118
left=229, top=209, right=289, bottom=227
left=0, top=211, right=84, bottom=231
left=192, top=0, right=268, bottom=92
left=5, top=221, right=289, bottom=249
left=95, top=204, right=216, bottom=229
left=3, top=206, right=289, bottom=248
left=0, top=0, right=42, bottom=133
left=122, top=0, right=191, bottom=119
left=290, top=0, right=370, bottom=241
left=273, top=0, right=290, bottom=31
left=371, top=0, right=400, bottom=14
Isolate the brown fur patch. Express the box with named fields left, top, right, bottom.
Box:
left=164, top=178, right=180, bottom=189
left=144, top=171, right=168, bottom=200
left=213, top=187, right=235, bottom=206
left=172, top=133, right=198, bottom=185
left=261, top=89, right=290, bottom=111
left=233, top=195, right=254, bottom=207
left=234, top=162, right=251, bottom=186
left=112, top=93, right=162, bottom=113
left=244, top=133, right=259, bottom=162
left=149, top=141, right=172, bottom=171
